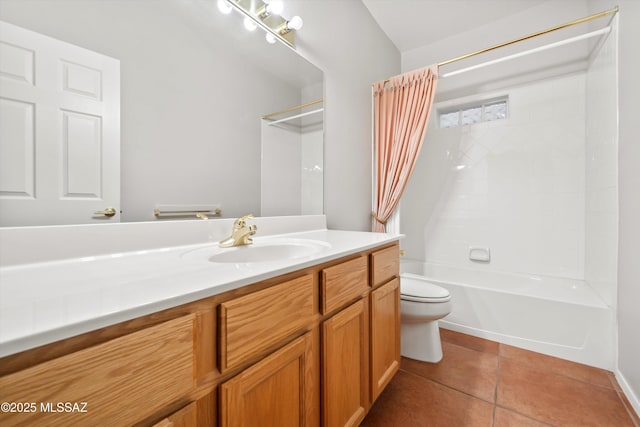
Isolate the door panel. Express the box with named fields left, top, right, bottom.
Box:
left=0, top=20, right=120, bottom=225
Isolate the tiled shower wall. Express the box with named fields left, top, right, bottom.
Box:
left=401, top=72, right=588, bottom=279
left=585, top=20, right=619, bottom=307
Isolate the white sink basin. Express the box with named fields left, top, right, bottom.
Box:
left=181, top=238, right=331, bottom=264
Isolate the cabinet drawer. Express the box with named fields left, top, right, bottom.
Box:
left=321, top=256, right=368, bottom=314
left=0, top=315, right=196, bottom=427
left=220, top=274, right=315, bottom=372
left=370, top=245, right=399, bottom=287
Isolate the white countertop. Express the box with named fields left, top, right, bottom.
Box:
left=0, top=228, right=400, bottom=357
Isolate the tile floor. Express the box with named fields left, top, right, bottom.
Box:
left=361, top=329, right=640, bottom=427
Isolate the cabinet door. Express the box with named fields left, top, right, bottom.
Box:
left=322, top=299, right=368, bottom=427
left=153, top=402, right=197, bottom=427
left=370, top=278, right=401, bottom=401
left=220, top=332, right=315, bottom=427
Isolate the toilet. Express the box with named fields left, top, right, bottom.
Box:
left=400, top=274, right=452, bottom=363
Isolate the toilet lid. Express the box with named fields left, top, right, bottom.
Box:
left=400, top=276, right=451, bottom=303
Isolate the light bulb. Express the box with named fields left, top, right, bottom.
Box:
left=266, top=0, right=284, bottom=15
left=265, top=33, right=276, bottom=44
left=287, top=16, right=303, bottom=30
left=243, top=17, right=257, bottom=31
left=217, top=0, right=232, bottom=14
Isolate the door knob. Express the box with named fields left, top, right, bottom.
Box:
left=94, top=207, right=117, bottom=217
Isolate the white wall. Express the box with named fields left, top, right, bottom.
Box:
left=585, top=19, right=618, bottom=307
left=401, top=74, right=587, bottom=278
left=286, top=1, right=400, bottom=231
left=587, top=0, right=640, bottom=415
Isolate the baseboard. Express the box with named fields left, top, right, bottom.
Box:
left=615, top=368, right=640, bottom=425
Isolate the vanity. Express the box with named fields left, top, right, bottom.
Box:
left=0, top=217, right=401, bottom=426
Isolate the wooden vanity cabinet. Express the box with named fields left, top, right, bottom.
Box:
left=320, top=245, right=401, bottom=427
left=0, top=241, right=400, bottom=427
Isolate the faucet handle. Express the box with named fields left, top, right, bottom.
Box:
left=235, top=214, right=254, bottom=227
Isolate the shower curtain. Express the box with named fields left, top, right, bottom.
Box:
left=372, top=66, right=438, bottom=232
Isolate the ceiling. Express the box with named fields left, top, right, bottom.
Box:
left=361, top=0, right=553, bottom=52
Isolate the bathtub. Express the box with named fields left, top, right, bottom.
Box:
left=401, top=261, right=615, bottom=370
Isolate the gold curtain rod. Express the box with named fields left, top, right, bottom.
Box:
left=262, top=99, right=323, bottom=119
left=380, top=6, right=618, bottom=85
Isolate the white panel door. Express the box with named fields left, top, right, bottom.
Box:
left=0, top=20, right=120, bottom=226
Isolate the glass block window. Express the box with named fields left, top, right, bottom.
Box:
left=484, top=101, right=507, bottom=121
left=438, top=97, right=508, bottom=128
left=439, top=111, right=459, bottom=128
left=461, top=106, right=482, bottom=125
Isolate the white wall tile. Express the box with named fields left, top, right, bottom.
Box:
left=585, top=21, right=618, bottom=307
left=402, top=73, right=587, bottom=279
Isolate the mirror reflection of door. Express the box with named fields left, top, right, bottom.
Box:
left=0, top=21, right=120, bottom=226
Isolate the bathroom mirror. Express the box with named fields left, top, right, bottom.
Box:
left=0, top=0, right=324, bottom=226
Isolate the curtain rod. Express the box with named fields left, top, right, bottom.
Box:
left=262, top=99, right=323, bottom=119
left=440, top=26, right=611, bottom=79
left=379, top=6, right=618, bottom=85
left=265, top=107, right=324, bottom=126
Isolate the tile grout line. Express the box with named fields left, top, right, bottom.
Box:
left=493, top=343, right=558, bottom=427
left=398, top=366, right=496, bottom=404
left=492, top=344, right=503, bottom=427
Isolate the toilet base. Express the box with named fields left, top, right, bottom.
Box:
left=401, top=320, right=443, bottom=363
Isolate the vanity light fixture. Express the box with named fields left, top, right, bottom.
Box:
left=217, top=0, right=303, bottom=48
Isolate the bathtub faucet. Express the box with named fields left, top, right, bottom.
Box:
left=219, top=214, right=257, bottom=248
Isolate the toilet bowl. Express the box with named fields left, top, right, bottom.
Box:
left=400, top=274, right=452, bottom=363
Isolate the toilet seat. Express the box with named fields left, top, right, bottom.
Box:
left=400, top=276, right=451, bottom=303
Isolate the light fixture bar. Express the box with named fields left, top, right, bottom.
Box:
left=226, top=0, right=296, bottom=49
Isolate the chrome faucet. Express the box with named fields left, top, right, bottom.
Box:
left=219, top=214, right=257, bottom=248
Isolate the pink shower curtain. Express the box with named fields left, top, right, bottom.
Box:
left=371, top=66, right=438, bottom=232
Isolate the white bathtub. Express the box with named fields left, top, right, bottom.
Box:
left=401, top=261, right=615, bottom=370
